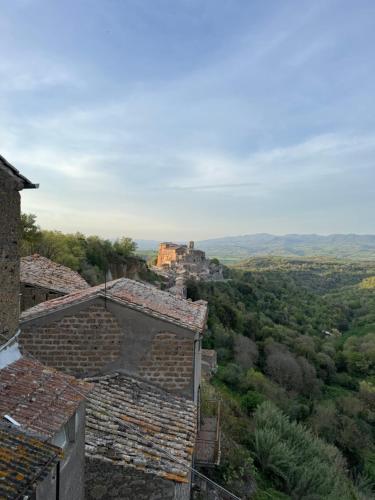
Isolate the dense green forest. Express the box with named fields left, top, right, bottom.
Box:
left=188, top=257, right=375, bottom=499
left=20, top=213, right=156, bottom=284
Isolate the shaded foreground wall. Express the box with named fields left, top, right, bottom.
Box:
left=86, top=458, right=191, bottom=500
left=0, top=170, right=20, bottom=339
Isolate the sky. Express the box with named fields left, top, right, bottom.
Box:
left=1, top=0, right=375, bottom=240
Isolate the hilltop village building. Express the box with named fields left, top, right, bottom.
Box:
left=19, top=279, right=216, bottom=498
left=0, top=155, right=92, bottom=500
left=157, top=241, right=206, bottom=269
left=155, top=241, right=223, bottom=298
left=20, top=254, right=89, bottom=311
left=85, top=373, right=197, bottom=500
left=20, top=278, right=207, bottom=402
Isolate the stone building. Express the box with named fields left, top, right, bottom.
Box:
left=20, top=254, right=89, bottom=311
left=0, top=154, right=37, bottom=345
left=20, top=277, right=207, bottom=403
left=0, top=357, right=92, bottom=500
left=157, top=241, right=206, bottom=269
left=154, top=241, right=223, bottom=298
left=85, top=372, right=196, bottom=500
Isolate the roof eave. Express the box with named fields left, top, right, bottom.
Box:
left=0, top=154, right=39, bottom=189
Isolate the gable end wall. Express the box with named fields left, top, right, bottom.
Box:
left=20, top=303, right=122, bottom=376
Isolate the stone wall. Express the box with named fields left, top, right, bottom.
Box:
left=20, top=283, right=63, bottom=311
left=157, top=244, right=179, bottom=267
left=20, top=304, right=122, bottom=376
left=138, top=332, right=194, bottom=393
left=20, top=298, right=199, bottom=401
left=0, top=170, right=21, bottom=340
left=86, top=458, right=191, bottom=500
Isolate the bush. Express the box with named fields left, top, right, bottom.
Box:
left=216, top=363, right=244, bottom=389
left=241, top=391, right=265, bottom=415
left=252, top=402, right=356, bottom=499
left=234, top=335, right=259, bottom=369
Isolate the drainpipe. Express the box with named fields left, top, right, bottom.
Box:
left=56, top=462, right=60, bottom=500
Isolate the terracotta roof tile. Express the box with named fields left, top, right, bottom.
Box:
left=21, top=278, right=208, bottom=333
left=0, top=358, right=93, bottom=439
left=21, top=255, right=90, bottom=294
left=0, top=425, right=61, bottom=500
left=85, top=373, right=196, bottom=483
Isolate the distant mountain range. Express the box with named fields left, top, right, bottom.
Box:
left=136, top=234, right=375, bottom=261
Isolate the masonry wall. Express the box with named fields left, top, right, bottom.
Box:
left=138, top=332, right=194, bottom=393
left=20, top=298, right=199, bottom=400
left=20, top=303, right=122, bottom=376
left=20, top=283, right=63, bottom=311
left=157, top=245, right=178, bottom=267
left=85, top=459, right=191, bottom=500
left=0, top=170, right=21, bottom=340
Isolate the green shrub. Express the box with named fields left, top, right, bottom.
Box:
left=241, top=391, right=265, bottom=415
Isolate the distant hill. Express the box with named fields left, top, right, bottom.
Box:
left=135, top=239, right=161, bottom=251
left=196, top=234, right=375, bottom=261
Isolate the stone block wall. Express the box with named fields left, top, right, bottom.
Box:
left=0, top=171, right=21, bottom=340
left=20, top=283, right=63, bottom=311
left=157, top=245, right=179, bottom=267
left=20, top=304, right=122, bottom=376
left=86, top=459, right=190, bottom=500
left=138, top=332, right=194, bottom=394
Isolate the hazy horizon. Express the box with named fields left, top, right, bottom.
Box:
left=1, top=0, right=375, bottom=239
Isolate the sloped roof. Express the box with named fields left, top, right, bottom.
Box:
left=21, top=255, right=90, bottom=294
left=0, top=425, right=62, bottom=500
left=0, top=358, right=93, bottom=438
left=85, top=373, right=196, bottom=483
left=0, top=154, right=38, bottom=189
left=20, top=278, right=208, bottom=333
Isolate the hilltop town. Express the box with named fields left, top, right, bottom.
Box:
left=152, top=241, right=223, bottom=298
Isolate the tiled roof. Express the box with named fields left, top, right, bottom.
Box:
left=0, top=154, right=37, bottom=189
left=0, top=358, right=93, bottom=439
left=0, top=425, right=61, bottom=500
left=21, top=278, right=208, bottom=333
left=85, top=373, right=196, bottom=483
left=21, top=255, right=90, bottom=294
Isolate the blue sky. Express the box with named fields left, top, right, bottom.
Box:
left=1, top=0, right=374, bottom=240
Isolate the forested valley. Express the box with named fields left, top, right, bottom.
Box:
left=188, top=257, right=375, bottom=499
